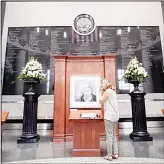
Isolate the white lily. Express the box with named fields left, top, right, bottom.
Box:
left=124, top=56, right=148, bottom=83
left=16, top=57, right=46, bottom=81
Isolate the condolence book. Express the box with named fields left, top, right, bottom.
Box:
left=80, top=113, right=97, bottom=119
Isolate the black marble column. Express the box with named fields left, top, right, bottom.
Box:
left=129, top=92, right=153, bottom=142
left=17, top=92, right=40, bottom=143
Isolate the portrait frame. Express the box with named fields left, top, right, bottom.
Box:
left=70, top=74, right=101, bottom=108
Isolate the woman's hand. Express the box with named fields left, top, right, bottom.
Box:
left=99, top=89, right=109, bottom=104
left=100, top=86, right=104, bottom=92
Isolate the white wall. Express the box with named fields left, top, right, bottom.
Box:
left=2, top=2, right=164, bottom=72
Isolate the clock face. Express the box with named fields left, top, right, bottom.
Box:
left=73, top=14, right=95, bottom=35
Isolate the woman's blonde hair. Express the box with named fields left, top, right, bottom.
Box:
left=101, top=78, right=113, bottom=90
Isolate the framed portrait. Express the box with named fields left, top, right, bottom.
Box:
left=70, top=75, right=101, bottom=108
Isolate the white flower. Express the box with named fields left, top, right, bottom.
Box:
left=134, top=69, right=138, bottom=73
left=17, top=57, right=46, bottom=81
left=134, top=64, right=138, bottom=68
left=27, top=71, right=33, bottom=76
left=22, top=68, right=26, bottom=74
left=144, top=72, right=148, bottom=77
left=137, top=67, right=144, bottom=75
left=125, top=70, right=129, bottom=74
left=123, top=56, right=148, bottom=83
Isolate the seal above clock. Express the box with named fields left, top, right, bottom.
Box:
left=73, top=14, right=96, bottom=35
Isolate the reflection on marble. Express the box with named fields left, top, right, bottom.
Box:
left=3, top=157, right=164, bottom=164
left=2, top=128, right=164, bottom=163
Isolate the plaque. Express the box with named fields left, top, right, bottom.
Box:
left=120, top=26, right=141, bottom=70
left=70, top=28, right=99, bottom=56
left=98, top=26, right=119, bottom=55
left=2, top=26, right=163, bottom=95
left=50, top=27, right=71, bottom=56
left=139, top=26, right=163, bottom=92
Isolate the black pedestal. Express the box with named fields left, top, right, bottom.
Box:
left=129, top=92, right=153, bottom=142
left=17, top=92, right=40, bottom=144
left=17, top=135, right=40, bottom=144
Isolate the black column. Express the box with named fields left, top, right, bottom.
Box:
left=17, top=93, right=40, bottom=143
left=129, top=92, right=153, bottom=142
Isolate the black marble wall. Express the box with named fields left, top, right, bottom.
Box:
left=2, top=26, right=164, bottom=95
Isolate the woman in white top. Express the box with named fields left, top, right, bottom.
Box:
left=99, top=78, right=119, bottom=161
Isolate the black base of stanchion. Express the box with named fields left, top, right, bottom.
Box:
left=17, top=135, right=40, bottom=144
left=129, top=90, right=153, bottom=142
left=130, top=132, right=153, bottom=142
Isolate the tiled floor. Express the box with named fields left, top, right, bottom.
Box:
left=3, top=157, right=164, bottom=164
left=2, top=128, right=164, bottom=163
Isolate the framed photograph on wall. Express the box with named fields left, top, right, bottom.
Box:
left=70, top=75, right=101, bottom=108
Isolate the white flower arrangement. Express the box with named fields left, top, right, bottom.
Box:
left=124, top=57, right=149, bottom=83
left=14, top=57, right=46, bottom=82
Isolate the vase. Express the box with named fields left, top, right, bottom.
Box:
left=128, top=80, right=141, bottom=93
left=24, top=78, right=40, bottom=94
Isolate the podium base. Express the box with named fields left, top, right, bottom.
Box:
left=17, top=135, right=40, bottom=144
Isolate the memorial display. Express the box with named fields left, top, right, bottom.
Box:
left=2, top=26, right=164, bottom=95
left=70, top=75, right=101, bottom=108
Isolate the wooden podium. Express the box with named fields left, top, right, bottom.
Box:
left=53, top=55, right=119, bottom=142
left=69, top=110, right=103, bottom=157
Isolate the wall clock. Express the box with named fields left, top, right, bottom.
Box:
left=73, top=14, right=96, bottom=35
